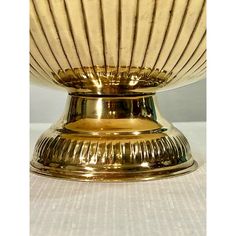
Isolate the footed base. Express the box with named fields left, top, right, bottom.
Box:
left=31, top=94, right=197, bottom=182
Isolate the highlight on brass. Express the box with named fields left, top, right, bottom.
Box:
left=30, top=0, right=206, bottom=181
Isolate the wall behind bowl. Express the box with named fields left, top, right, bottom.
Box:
left=30, top=79, right=206, bottom=123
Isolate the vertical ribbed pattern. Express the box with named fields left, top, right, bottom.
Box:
left=30, top=0, right=206, bottom=91
left=33, top=132, right=191, bottom=167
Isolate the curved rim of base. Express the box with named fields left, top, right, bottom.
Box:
left=30, top=160, right=198, bottom=183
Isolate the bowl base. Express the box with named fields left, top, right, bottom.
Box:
left=30, top=94, right=197, bottom=182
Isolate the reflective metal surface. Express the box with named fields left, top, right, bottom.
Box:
left=31, top=95, right=197, bottom=181
left=30, top=0, right=206, bottom=181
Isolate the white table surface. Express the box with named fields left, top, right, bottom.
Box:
left=30, top=122, right=206, bottom=236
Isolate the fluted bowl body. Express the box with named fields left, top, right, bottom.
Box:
left=30, top=0, right=206, bottom=95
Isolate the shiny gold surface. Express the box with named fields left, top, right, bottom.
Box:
left=31, top=95, right=197, bottom=181
left=30, top=0, right=206, bottom=181
left=53, top=66, right=172, bottom=95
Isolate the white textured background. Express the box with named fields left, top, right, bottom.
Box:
left=30, top=79, right=206, bottom=123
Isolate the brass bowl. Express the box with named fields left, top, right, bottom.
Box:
left=30, top=0, right=206, bottom=181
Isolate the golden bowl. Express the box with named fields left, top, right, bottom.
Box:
left=30, top=0, right=206, bottom=181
